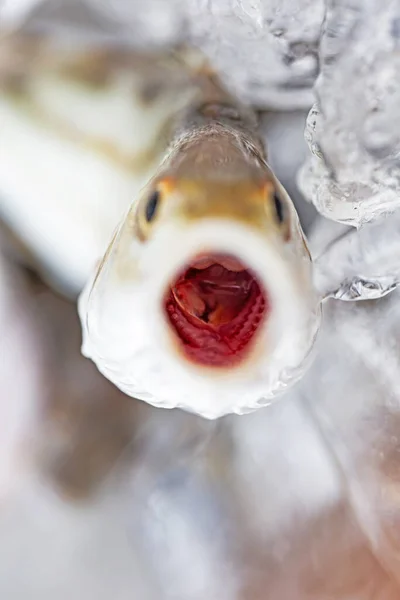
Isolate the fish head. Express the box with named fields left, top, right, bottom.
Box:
left=79, top=150, right=320, bottom=418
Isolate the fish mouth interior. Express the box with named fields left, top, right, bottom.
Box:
left=163, top=252, right=269, bottom=368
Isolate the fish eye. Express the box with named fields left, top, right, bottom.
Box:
left=273, top=192, right=284, bottom=224
left=145, top=190, right=160, bottom=222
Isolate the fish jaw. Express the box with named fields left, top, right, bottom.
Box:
left=79, top=217, right=320, bottom=419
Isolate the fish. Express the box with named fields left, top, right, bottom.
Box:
left=79, top=68, right=321, bottom=419
left=0, top=25, right=199, bottom=296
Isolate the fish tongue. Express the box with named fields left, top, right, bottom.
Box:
left=190, top=254, right=245, bottom=272
left=218, top=256, right=245, bottom=272
left=190, top=256, right=214, bottom=270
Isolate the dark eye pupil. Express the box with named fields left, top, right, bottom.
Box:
left=145, top=191, right=159, bottom=222
left=273, top=193, right=284, bottom=223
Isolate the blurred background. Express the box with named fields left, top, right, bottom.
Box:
left=2, top=1, right=400, bottom=598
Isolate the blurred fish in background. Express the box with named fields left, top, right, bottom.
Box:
left=1, top=0, right=400, bottom=598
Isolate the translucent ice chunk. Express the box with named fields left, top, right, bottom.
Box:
left=186, top=0, right=324, bottom=109
left=2, top=0, right=325, bottom=109
left=313, top=211, right=400, bottom=301
left=299, top=0, right=400, bottom=225
left=303, top=291, right=400, bottom=589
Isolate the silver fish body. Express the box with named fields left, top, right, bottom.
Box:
left=79, top=74, right=321, bottom=418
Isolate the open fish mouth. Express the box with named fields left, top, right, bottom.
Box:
left=78, top=216, right=318, bottom=417
left=163, top=252, right=269, bottom=368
